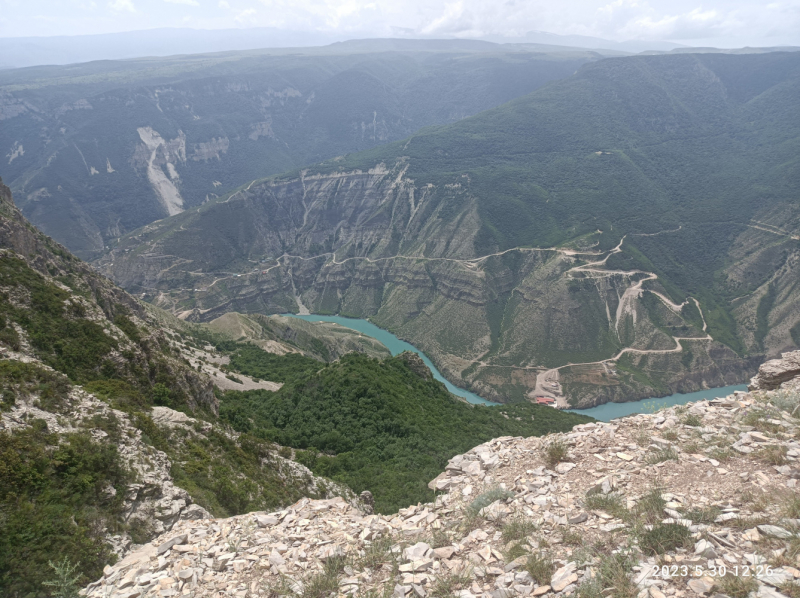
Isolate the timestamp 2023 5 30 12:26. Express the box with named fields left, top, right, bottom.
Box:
left=651, top=565, right=775, bottom=579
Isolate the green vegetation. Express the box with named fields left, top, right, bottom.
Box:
left=0, top=422, right=129, bottom=595
left=2, top=43, right=590, bottom=260
left=220, top=349, right=593, bottom=512
left=645, top=447, right=679, bottom=465
left=101, top=51, right=800, bottom=407
left=468, top=488, right=515, bottom=518
left=0, top=360, right=71, bottom=413
left=584, top=493, right=628, bottom=520
left=543, top=439, right=570, bottom=469
left=714, top=573, right=759, bottom=598
left=501, top=515, right=538, bottom=543
left=0, top=254, right=117, bottom=382
left=576, top=552, right=637, bottom=598
left=524, top=551, right=555, bottom=586
left=225, top=343, right=323, bottom=382
left=42, top=558, right=82, bottom=598
left=637, top=523, right=692, bottom=555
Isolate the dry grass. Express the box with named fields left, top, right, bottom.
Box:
left=713, top=573, right=758, bottom=598
left=544, top=440, right=570, bottom=469
left=758, top=444, right=788, bottom=465
left=661, top=429, right=679, bottom=442
left=524, top=551, right=555, bottom=585
left=646, top=447, right=679, bottom=465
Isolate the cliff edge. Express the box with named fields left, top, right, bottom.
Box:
left=87, top=361, right=800, bottom=598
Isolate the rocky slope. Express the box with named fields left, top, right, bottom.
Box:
left=0, top=42, right=594, bottom=259
left=750, top=351, right=800, bottom=394
left=0, top=177, right=359, bottom=593
left=88, top=365, right=800, bottom=598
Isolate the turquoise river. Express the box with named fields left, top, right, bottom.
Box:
left=282, top=314, right=747, bottom=421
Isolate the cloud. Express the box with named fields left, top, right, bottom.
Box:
left=108, top=0, right=135, bottom=12
left=165, top=0, right=200, bottom=5
left=234, top=7, right=257, bottom=23
left=219, top=0, right=230, bottom=7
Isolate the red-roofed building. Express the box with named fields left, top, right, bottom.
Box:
left=535, top=396, right=556, bottom=405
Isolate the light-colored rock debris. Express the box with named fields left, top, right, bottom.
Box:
left=85, top=371, right=800, bottom=598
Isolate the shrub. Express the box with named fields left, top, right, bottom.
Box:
left=0, top=426, right=129, bottom=595
left=544, top=439, right=569, bottom=468
left=42, top=558, right=82, bottom=598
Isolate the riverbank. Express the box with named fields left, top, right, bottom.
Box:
left=280, top=314, right=749, bottom=419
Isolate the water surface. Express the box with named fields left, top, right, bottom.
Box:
left=280, top=314, right=747, bottom=417
left=570, top=384, right=748, bottom=422
left=281, top=314, right=498, bottom=405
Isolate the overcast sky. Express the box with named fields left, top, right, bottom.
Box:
left=1, top=0, right=799, bottom=47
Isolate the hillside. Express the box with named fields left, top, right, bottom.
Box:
left=0, top=178, right=593, bottom=595
left=0, top=40, right=597, bottom=259
left=87, top=357, right=800, bottom=598
left=98, top=51, right=800, bottom=407
left=218, top=349, right=592, bottom=513
left=0, top=176, right=362, bottom=594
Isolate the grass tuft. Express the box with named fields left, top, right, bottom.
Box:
left=645, top=447, right=679, bottom=465
left=681, top=413, right=702, bottom=427
left=713, top=573, right=758, bottom=598
left=637, top=523, right=692, bottom=555
left=585, top=493, right=628, bottom=519
left=543, top=439, right=569, bottom=469
left=501, top=515, right=537, bottom=543
left=524, top=551, right=555, bottom=586
left=576, top=552, right=637, bottom=598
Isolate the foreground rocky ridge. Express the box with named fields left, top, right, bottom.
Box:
left=88, top=366, right=800, bottom=598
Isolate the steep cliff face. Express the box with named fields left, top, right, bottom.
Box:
left=96, top=167, right=763, bottom=407
left=0, top=45, right=591, bottom=259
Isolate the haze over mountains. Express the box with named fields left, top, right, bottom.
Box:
left=0, top=28, right=686, bottom=70
left=1, top=36, right=799, bottom=408
left=1, top=40, right=601, bottom=258
left=96, top=50, right=800, bottom=406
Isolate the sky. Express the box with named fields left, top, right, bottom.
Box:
left=1, top=0, right=799, bottom=48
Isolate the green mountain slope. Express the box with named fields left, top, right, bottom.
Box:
left=220, top=349, right=592, bottom=513
left=99, top=52, right=800, bottom=406
left=0, top=41, right=596, bottom=259
left=0, top=179, right=340, bottom=594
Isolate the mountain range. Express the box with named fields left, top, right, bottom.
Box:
left=1, top=40, right=609, bottom=259
left=96, top=51, right=800, bottom=406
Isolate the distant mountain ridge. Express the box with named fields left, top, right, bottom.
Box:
left=97, top=51, right=800, bottom=407
left=0, top=40, right=599, bottom=258
left=0, top=29, right=678, bottom=70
